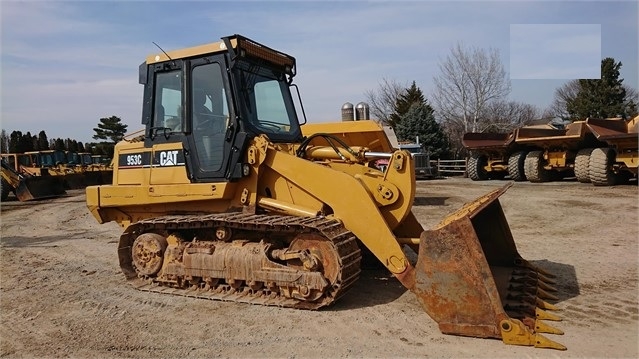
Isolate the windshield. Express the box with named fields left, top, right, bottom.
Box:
left=235, top=62, right=301, bottom=142
left=39, top=153, right=55, bottom=167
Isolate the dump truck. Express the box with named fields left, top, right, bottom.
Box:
left=515, top=121, right=607, bottom=183
left=462, top=131, right=532, bottom=181
left=86, top=34, right=566, bottom=350
left=584, top=116, right=638, bottom=185
left=1, top=157, right=66, bottom=201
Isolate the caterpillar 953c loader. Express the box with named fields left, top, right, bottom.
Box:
left=86, top=34, right=565, bottom=350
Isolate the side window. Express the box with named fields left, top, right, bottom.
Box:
left=191, top=62, right=228, bottom=172
left=153, top=71, right=183, bottom=132
left=255, top=80, right=288, bottom=127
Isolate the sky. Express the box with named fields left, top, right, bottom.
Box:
left=1, top=0, right=637, bottom=144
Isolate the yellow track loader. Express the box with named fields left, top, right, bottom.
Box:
left=1, top=157, right=66, bottom=201
left=86, top=34, right=566, bottom=350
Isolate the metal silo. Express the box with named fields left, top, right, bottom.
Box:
left=355, top=102, right=370, bottom=121
left=341, top=102, right=354, bottom=121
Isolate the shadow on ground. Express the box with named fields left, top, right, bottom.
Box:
left=530, top=259, right=579, bottom=302
left=413, top=196, right=449, bottom=206
left=331, top=268, right=407, bottom=311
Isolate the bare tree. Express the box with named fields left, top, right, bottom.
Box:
left=364, top=78, right=406, bottom=126
left=432, top=43, right=511, bottom=135
left=481, top=101, right=540, bottom=132
left=545, top=80, right=580, bottom=120
left=623, top=86, right=638, bottom=117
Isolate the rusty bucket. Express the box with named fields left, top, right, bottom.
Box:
left=412, top=184, right=566, bottom=350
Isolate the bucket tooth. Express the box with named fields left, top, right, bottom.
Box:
left=509, top=283, right=559, bottom=301
left=536, top=298, right=559, bottom=311
left=506, top=293, right=559, bottom=312
left=533, top=333, right=567, bottom=350
left=536, top=307, right=562, bottom=321
left=512, top=270, right=557, bottom=285
left=510, top=276, right=558, bottom=293
left=537, top=287, right=559, bottom=301
left=506, top=292, right=536, bottom=306
left=508, top=283, right=558, bottom=301
left=535, top=272, right=557, bottom=285
left=534, top=320, right=564, bottom=335
left=537, top=281, right=557, bottom=293
left=499, top=319, right=566, bottom=350
left=514, top=258, right=556, bottom=279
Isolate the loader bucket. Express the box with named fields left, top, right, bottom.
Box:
left=412, top=184, right=566, bottom=350
left=15, top=176, right=66, bottom=201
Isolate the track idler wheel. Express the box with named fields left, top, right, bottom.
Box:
left=131, top=233, right=168, bottom=277
left=287, top=233, right=340, bottom=286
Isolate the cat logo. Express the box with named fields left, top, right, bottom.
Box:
left=159, top=150, right=178, bottom=166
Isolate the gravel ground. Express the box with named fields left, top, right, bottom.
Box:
left=1, top=177, right=637, bottom=358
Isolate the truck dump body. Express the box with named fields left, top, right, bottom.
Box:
left=586, top=117, right=638, bottom=148
left=461, top=132, right=514, bottom=150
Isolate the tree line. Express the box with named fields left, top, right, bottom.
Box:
left=0, top=116, right=129, bottom=157
left=365, top=46, right=638, bottom=159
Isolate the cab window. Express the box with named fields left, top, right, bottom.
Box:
left=153, top=71, right=183, bottom=132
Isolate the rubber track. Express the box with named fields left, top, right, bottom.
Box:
left=119, top=213, right=362, bottom=310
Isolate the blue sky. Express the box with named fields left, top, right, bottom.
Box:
left=1, top=1, right=637, bottom=144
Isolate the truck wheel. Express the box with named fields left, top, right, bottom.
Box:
left=1, top=177, right=10, bottom=201
left=507, top=151, right=527, bottom=181
left=524, top=150, right=551, bottom=183
left=467, top=154, right=488, bottom=181
left=589, top=147, right=619, bottom=186
left=574, top=148, right=593, bottom=183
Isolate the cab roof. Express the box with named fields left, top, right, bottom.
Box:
left=146, top=38, right=238, bottom=64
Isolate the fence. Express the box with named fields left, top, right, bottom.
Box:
left=432, top=159, right=467, bottom=176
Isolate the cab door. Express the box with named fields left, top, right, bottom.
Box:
left=143, top=61, right=190, bottom=185
left=185, top=56, right=237, bottom=182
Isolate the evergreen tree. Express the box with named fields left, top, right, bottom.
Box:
left=93, top=116, right=128, bottom=143
left=9, top=131, right=21, bottom=153
left=396, top=102, right=451, bottom=159
left=54, top=138, right=65, bottom=151
left=19, top=131, right=34, bottom=152
left=65, top=138, right=79, bottom=152
left=37, top=131, right=49, bottom=151
left=389, top=81, right=426, bottom=130
left=31, top=134, right=39, bottom=150
left=566, top=57, right=627, bottom=119
left=0, top=130, right=8, bottom=153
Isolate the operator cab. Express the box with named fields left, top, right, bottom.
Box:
left=139, top=34, right=304, bottom=182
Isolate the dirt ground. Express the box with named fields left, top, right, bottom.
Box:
left=0, top=177, right=637, bottom=358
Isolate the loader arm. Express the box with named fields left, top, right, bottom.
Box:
left=259, top=139, right=418, bottom=281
